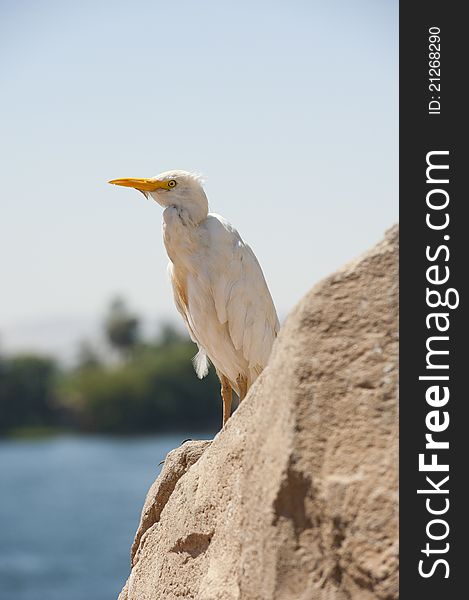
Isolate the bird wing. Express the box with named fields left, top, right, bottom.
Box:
left=168, top=262, right=196, bottom=342
left=168, top=262, right=210, bottom=378
left=207, top=214, right=280, bottom=371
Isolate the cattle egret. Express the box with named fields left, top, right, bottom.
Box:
left=109, top=170, right=280, bottom=426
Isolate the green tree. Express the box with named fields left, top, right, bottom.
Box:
left=76, top=340, right=101, bottom=371
left=104, top=297, right=140, bottom=358
left=0, top=354, right=57, bottom=434
left=158, top=323, right=186, bottom=347
left=57, top=340, right=220, bottom=433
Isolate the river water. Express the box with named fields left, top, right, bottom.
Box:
left=0, top=434, right=211, bottom=600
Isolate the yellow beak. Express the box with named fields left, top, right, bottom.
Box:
left=108, top=178, right=167, bottom=192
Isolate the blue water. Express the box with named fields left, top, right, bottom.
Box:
left=0, top=434, right=206, bottom=600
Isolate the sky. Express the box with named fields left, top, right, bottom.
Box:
left=0, top=0, right=398, bottom=360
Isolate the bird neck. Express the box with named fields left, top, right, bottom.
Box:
left=174, top=190, right=209, bottom=227
left=163, top=205, right=204, bottom=267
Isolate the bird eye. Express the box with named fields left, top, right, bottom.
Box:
left=167, top=179, right=177, bottom=188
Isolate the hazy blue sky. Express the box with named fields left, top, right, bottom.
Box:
left=0, top=0, right=397, bottom=358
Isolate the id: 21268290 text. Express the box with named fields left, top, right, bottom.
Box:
left=428, top=26, right=441, bottom=115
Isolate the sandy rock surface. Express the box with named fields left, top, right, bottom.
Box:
left=119, top=225, right=398, bottom=600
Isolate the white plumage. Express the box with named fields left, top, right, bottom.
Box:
left=109, top=170, right=280, bottom=426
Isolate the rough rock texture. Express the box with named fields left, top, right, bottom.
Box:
left=119, top=225, right=398, bottom=600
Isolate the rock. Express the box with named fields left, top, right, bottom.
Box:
left=119, top=225, right=398, bottom=600
left=130, top=440, right=212, bottom=568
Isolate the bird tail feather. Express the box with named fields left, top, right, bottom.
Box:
left=192, top=350, right=210, bottom=379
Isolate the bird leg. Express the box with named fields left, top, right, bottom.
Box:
left=220, top=374, right=233, bottom=427
left=236, top=375, right=248, bottom=403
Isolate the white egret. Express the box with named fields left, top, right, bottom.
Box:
left=109, top=170, right=280, bottom=426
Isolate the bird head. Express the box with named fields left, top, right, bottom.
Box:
left=109, top=170, right=208, bottom=225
